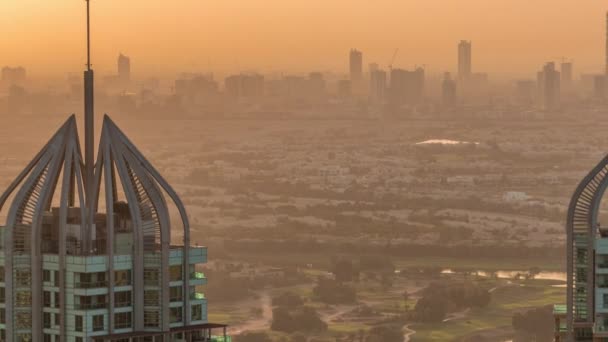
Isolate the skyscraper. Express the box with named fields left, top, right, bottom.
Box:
left=441, top=72, right=457, bottom=107
left=117, top=54, right=131, bottom=83
left=558, top=149, right=608, bottom=340
left=388, top=68, right=425, bottom=109
left=458, top=40, right=472, bottom=80
left=370, top=69, right=387, bottom=103
left=561, top=62, right=573, bottom=88
left=349, top=49, right=363, bottom=82
left=537, top=62, right=561, bottom=111
left=0, top=2, right=227, bottom=341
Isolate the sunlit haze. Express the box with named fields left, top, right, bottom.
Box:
left=1, top=0, right=607, bottom=77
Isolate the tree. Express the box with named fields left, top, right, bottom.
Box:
left=235, top=332, right=272, bottom=342
left=365, top=325, right=403, bottom=342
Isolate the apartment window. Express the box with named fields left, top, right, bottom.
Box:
left=93, top=314, right=104, bottom=331
left=0, top=309, right=5, bottom=324
left=0, top=287, right=5, bottom=303
left=16, top=291, right=31, bottom=306
left=170, top=265, right=182, bottom=282
left=144, top=290, right=159, bottom=306
left=16, top=312, right=31, bottom=329
left=76, top=337, right=83, bottom=342
left=17, top=334, right=32, bottom=342
left=43, top=291, right=51, bottom=306
left=75, top=315, right=83, bottom=332
left=170, top=286, right=183, bottom=302
left=144, top=310, right=159, bottom=328
left=43, top=270, right=51, bottom=282
left=43, top=312, right=51, bottom=329
left=54, top=313, right=60, bottom=327
left=44, top=334, right=52, bottom=342
left=0, top=266, right=4, bottom=282
left=15, top=269, right=31, bottom=287
left=170, top=307, right=182, bottom=323
left=114, top=312, right=132, bottom=329
left=114, top=291, right=131, bottom=307
left=54, top=270, right=59, bottom=286
left=115, top=270, right=131, bottom=286
left=54, top=292, right=60, bottom=308
left=192, top=304, right=203, bottom=321
left=144, top=268, right=159, bottom=286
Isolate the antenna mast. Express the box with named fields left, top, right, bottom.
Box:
left=84, top=0, right=95, bottom=253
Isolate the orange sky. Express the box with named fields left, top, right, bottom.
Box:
left=0, top=0, right=606, bottom=78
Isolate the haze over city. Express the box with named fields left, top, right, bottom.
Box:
left=4, top=1, right=608, bottom=341
left=2, top=0, right=608, bottom=77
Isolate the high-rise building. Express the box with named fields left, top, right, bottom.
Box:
left=1, top=67, right=26, bottom=84
left=605, top=11, right=608, bottom=76
left=389, top=68, right=425, bottom=108
left=557, top=149, right=608, bottom=340
left=561, top=62, right=573, bottom=88
left=117, top=54, right=131, bottom=83
left=441, top=72, right=457, bottom=107
left=224, top=74, right=264, bottom=98
left=349, top=49, right=363, bottom=82
left=370, top=69, right=387, bottom=103
left=537, top=62, right=560, bottom=111
left=0, top=2, right=228, bottom=341
left=458, top=41, right=472, bottom=80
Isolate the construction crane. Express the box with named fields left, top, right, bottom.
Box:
left=388, top=48, right=399, bottom=72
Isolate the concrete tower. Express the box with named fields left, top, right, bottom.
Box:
left=0, top=2, right=228, bottom=341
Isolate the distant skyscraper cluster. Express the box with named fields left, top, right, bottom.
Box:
left=458, top=40, right=472, bottom=80
left=1, top=66, right=26, bottom=84
left=117, top=53, right=131, bottom=83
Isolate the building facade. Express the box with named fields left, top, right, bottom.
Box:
left=559, top=153, right=608, bottom=341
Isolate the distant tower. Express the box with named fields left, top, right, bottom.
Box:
left=442, top=72, right=457, bottom=107
left=370, top=69, right=387, bottom=103
left=561, top=62, right=573, bottom=87
left=605, top=11, right=608, bottom=76
left=118, top=53, right=131, bottom=83
left=537, top=62, right=561, bottom=111
left=349, top=49, right=363, bottom=82
left=458, top=41, right=472, bottom=80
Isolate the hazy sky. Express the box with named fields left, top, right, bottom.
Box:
left=0, top=0, right=606, bottom=78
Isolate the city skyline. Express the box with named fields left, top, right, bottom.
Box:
left=1, top=1, right=608, bottom=77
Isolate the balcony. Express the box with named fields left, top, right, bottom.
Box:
left=192, top=293, right=205, bottom=300
left=75, top=302, right=107, bottom=310
left=192, top=272, right=205, bottom=280
left=75, top=281, right=108, bottom=289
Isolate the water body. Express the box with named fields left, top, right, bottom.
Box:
left=441, top=269, right=566, bottom=282
left=415, top=139, right=479, bottom=145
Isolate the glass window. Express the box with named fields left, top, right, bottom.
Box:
left=192, top=304, right=202, bottom=321
left=144, top=268, right=159, bottom=286
left=43, top=291, right=51, bottom=306
left=114, top=312, right=132, bottom=329
left=75, top=315, right=83, bottom=332
left=114, top=291, right=131, bottom=307
left=43, top=312, right=51, bottom=329
left=170, top=265, right=182, bottom=282
left=144, top=311, right=159, bottom=328
left=43, top=270, right=51, bottom=282
left=93, top=314, right=104, bottom=331
left=16, top=291, right=31, bottom=306
left=144, top=290, right=159, bottom=306
left=15, top=269, right=30, bottom=287
left=170, top=286, right=182, bottom=302
left=170, top=307, right=182, bottom=323
left=115, top=270, right=131, bottom=286
left=54, top=292, right=60, bottom=308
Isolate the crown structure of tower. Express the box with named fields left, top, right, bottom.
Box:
left=0, top=2, right=228, bottom=341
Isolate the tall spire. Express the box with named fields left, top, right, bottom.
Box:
left=84, top=0, right=95, bottom=253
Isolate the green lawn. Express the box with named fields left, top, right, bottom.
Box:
left=411, top=280, right=565, bottom=341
